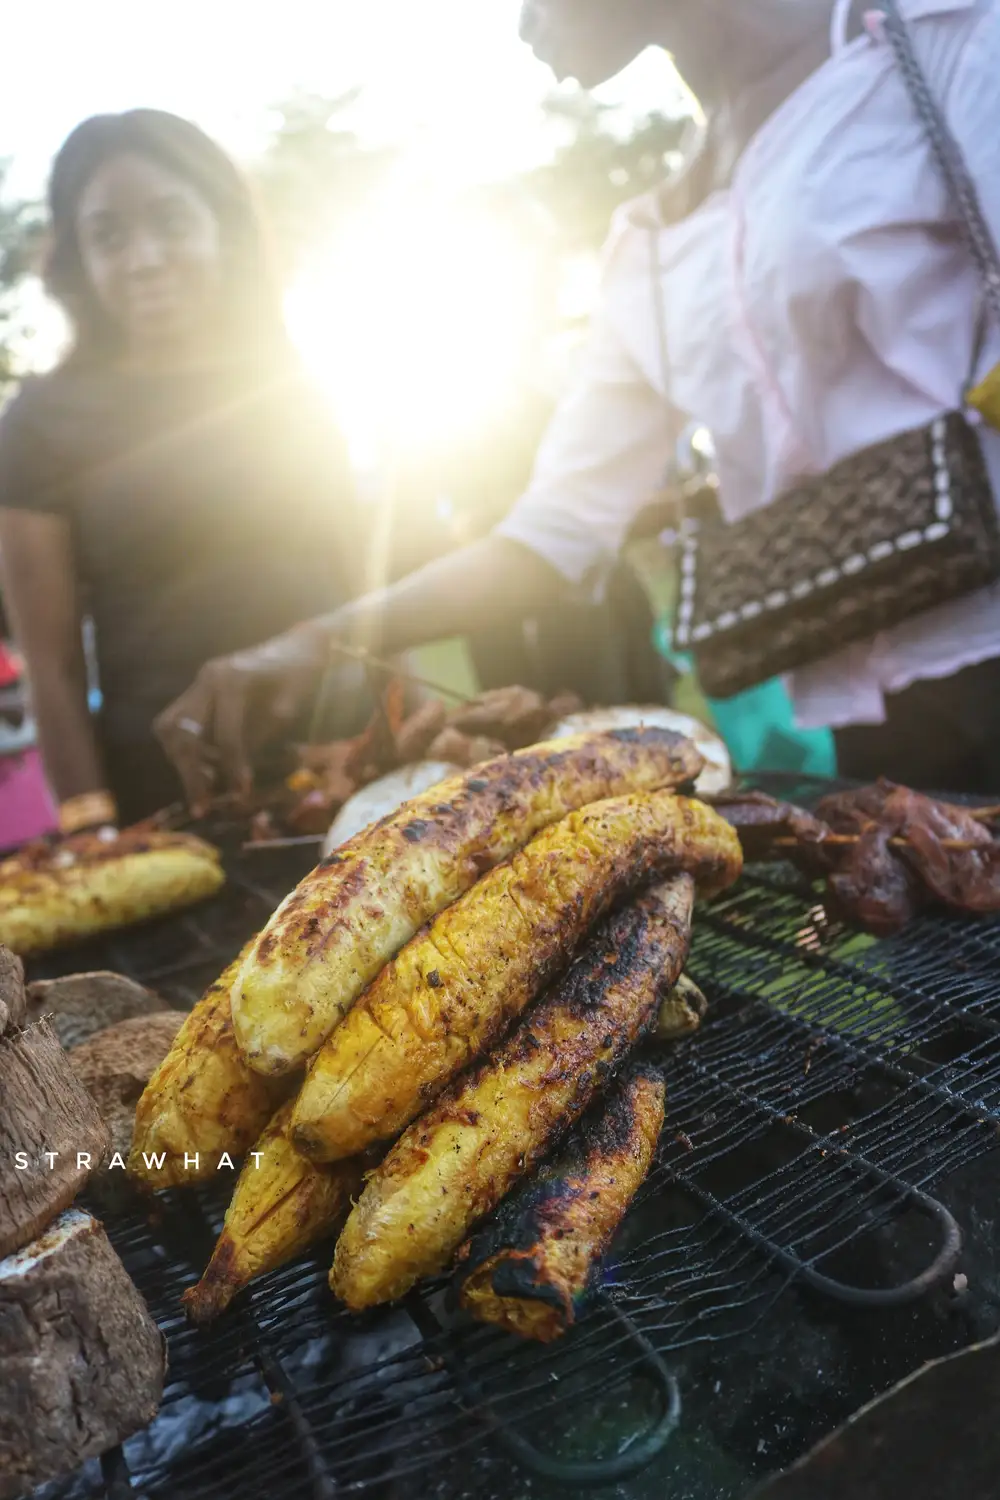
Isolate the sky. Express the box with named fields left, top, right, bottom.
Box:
left=1, top=0, right=687, bottom=199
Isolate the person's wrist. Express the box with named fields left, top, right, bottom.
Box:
left=58, top=789, right=119, bottom=835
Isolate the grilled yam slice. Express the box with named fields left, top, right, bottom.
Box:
left=128, top=947, right=291, bottom=1190
left=294, top=796, right=736, bottom=1162
left=182, top=1100, right=364, bottom=1324
left=0, top=828, right=223, bottom=958
left=231, top=727, right=704, bottom=1077
left=459, top=1063, right=665, bottom=1341
left=330, top=877, right=692, bottom=1310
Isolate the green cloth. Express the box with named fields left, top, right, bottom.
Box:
left=653, top=618, right=836, bottom=776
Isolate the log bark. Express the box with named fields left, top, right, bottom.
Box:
left=69, top=1011, right=186, bottom=1160
left=0, top=1020, right=110, bottom=1257
left=0, top=1208, right=165, bottom=1499
left=25, top=970, right=168, bottom=1051
left=0, top=948, right=24, bottom=1035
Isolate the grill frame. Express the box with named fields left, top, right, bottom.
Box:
left=24, top=774, right=1000, bottom=1499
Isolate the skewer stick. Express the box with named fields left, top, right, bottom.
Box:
left=772, top=833, right=986, bottom=853
left=242, top=835, right=326, bottom=852
left=323, top=641, right=476, bottom=705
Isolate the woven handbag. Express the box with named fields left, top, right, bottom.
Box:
left=668, top=0, right=1000, bottom=701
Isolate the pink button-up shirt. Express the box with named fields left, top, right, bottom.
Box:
left=498, top=0, right=1000, bottom=729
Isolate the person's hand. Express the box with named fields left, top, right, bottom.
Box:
left=154, top=624, right=332, bottom=812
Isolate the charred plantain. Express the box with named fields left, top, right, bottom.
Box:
left=458, top=1063, right=665, bottom=1341
left=294, top=796, right=737, bottom=1162
left=231, top=728, right=705, bottom=1077
left=329, top=877, right=692, bottom=1310
left=182, top=1099, right=364, bottom=1324
left=128, top=946, right=292, bottom=1190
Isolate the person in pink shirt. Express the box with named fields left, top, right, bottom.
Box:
left=157, top=0, right=1000, bottom=799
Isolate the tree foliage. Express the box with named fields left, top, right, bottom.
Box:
left=522, top=91, right=690, bottom=251
left=249, top=91, right=398, bottom=277
left=0, top=162, right=44, bottom=396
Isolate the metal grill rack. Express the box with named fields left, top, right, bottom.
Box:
left=27, top=776, right=1000, bottom=1500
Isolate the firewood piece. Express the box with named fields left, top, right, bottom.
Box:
left=0, top=1208, right=165, bottom=1499
left=395, top=699, right=448, bottom=762
left=68, top=1011, right=187, bottom=1162
left=25, top=970, right=167, bottom=1052
left=0, top=947, right=24, bottom=1035
left=0, top=1021, right=110, bottom=1258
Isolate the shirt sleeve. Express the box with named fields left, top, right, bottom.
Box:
left=0, top=378, right=65, bottom=517
left=495, top=236, right=681, bottom=590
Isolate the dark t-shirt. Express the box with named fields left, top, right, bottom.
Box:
left=0, top=359, right=369, bottom=817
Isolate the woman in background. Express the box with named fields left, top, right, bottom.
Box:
left=0, top=108, right=366, bottom=827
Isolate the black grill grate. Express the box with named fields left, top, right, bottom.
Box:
left=26, top=777, right=1000, bottom=1499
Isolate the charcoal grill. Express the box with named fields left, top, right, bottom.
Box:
left=24, top=774, right=1000, bottom=1500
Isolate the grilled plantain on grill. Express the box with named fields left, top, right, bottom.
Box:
left=330, top=877, right=693, bottom=1310
left=0, top=828, right=224, bottom=958
left=458, top=1063, right=665, bottom=1341
left=293, top=796, right=737, bottom=1163
left=231, top=727, right=704, bottom=1077
left=128, top=946, right=291, bottom=1190
left=182, top=1099, right=365, bottom=1323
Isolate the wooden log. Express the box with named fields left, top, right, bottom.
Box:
left=68, top=1012, right=187, bottom=1161
left=0, top=1020, right=110, bottom=1258
left=0, top=1208, right=165, bottom=1499
left=0, top=948, right=24, bottom=1035
left=25, top=970, right=168, bottom=1052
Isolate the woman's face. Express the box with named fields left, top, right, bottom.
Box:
left=75, top=151, right=223, bottom=356
left=519, top=0, right=661, bottom=87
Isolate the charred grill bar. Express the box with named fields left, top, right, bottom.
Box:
left=26, top=775, right=1000, bottom=1500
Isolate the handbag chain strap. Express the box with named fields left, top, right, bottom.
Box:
left=881, top=0, right=1000, bottom=327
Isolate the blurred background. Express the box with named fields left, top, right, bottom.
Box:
left=0, top=1, right=692, bottom=497
left=0, top=0, right=700, bottom=732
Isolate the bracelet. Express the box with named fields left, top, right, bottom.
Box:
left=58, top=790, right=119, bottom=835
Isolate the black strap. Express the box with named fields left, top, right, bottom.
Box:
left=881, top=0, right=1000, bottom=328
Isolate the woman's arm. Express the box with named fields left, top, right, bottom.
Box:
left=0, top=507, right=109, bottom=811
left=156, top=227, right=681, bottom=805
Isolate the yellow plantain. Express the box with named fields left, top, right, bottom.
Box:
left=294, top=795, right=737, bottom=1162
left=182, top=1099, right=364, bottom=1323
left=330, top=877, right=692, bottom=1310
left=128, top=946, right=291, bottom=1190
left=230, top=728, right=704, bottom=1077
left=0, top=828, right=224, bottom=958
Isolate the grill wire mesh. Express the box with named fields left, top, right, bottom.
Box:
left=25, top=775, right=1000, bottom=1500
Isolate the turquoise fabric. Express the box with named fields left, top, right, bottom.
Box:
left=653, top=619, right=836, bottom=776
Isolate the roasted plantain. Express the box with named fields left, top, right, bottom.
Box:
left=458, top=1063, right=665, bottom=1341
left=128, top=946, right=291, bottom=1190
left=294, top=796, right=737, bottom=1162
left=0, top=828, right=224, bottom=957
left=231, top=727, right=704, bottom=1077
left=330, top=877, right=692, bottom=1310
left=182, top=1099, right=364, bottom=1323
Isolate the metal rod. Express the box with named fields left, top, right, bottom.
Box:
left=323, top=639, right=476, bottom=705
left=242, top=834, right=326, bottom=851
